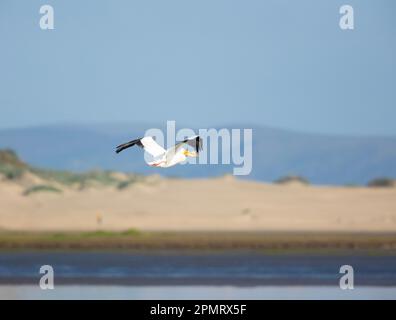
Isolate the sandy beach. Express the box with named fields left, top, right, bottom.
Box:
left=1, top=174, right=396, bottom=232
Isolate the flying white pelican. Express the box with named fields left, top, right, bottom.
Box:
left=115, top=135, right=203, bottom=168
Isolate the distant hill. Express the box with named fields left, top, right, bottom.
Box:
left=1, top=123, right=396, bottom=185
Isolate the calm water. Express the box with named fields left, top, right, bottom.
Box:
left=1, top=285, right=396, bottom=300
left=0, top=252, right=396, bottom=299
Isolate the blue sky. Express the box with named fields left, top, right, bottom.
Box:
left=0, top=0, right=395, bottom=135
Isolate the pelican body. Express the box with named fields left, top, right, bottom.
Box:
left=116, top=135, right=202, bottom=168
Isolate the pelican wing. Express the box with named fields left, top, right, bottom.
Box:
left=116, top=136, right=166, bottom=157
left=173, top=135, right=203, bottom=153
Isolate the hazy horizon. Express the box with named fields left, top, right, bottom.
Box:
left=1, top=121, right=396, bottom=139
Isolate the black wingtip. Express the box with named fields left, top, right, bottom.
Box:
left=115, top=137, right=144, bottom=154
left=196, top=136, right=203, bottom=153
left=115, top=144, right=125, bottom=154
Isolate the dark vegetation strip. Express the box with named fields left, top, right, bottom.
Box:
left=0, top=231, right=396, bottom=253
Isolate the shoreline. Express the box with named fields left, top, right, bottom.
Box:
left=1, top=231, right=396, bottom=253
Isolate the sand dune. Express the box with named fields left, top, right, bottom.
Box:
left=1, top=174, right=396, bottom=232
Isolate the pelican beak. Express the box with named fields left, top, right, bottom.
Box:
left=183, top=150, right=198, bottom=157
